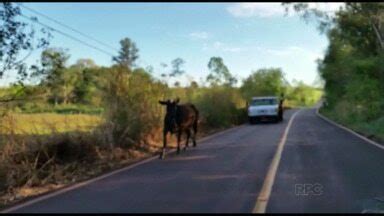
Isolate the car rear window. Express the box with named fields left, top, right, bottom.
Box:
left=251, top=98, right=278, bottom=106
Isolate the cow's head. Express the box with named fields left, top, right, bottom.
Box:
left=159, top=98, right=180, bottom=133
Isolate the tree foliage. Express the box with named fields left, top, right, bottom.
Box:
left=240, top=68, right=287, bottom=101
left=206, top=57, right=237, bottom=87
left=286, top=2, right=384, bottom=123
left=170, top=57, right=185, bottom=77
left=0, top=2, right=51, bottom=81
left=112, top=37, right=139, bottom=69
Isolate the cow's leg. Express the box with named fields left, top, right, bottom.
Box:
left=184, top=129, right=191, bottom=151
left=177, top=131, right=181, bottom=154
left=160, top=131, right=167, bottom=159
left=192, top=120, right=197, bottom=147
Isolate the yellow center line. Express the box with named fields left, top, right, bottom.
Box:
left=253, top=109, right=302, bottom=213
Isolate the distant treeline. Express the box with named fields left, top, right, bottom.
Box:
left=0, top=46, right=322, bottom=116
left=0, top=40, right=323, bottom=144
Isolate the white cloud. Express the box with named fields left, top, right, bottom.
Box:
left=227, top=3, right=345, bottom=18
left=307, top=3, right=345, bottom=13
left=189, top=31, right=210, bottom=40
left=227, top=3, right=287, bottom=18
left=208, top=41, right=247, bottom=53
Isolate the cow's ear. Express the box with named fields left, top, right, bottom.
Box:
left=174, top=97, right=180, bottom=104
left=159, top=100, right=167, bottom=105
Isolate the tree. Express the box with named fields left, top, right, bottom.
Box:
left=288, top=81, right=322, bottom=107
left=71, top=59, right=99, bottom=103
left=282, top=3, right=335, bottom=33
left=31, top=48, right=70, bottom=105
left=190, top=81, right=199, bottom=89
left=240, top=68, right=287, bottom=101
left=169, top=58, right=185, bottom=77
left=285, top=2, right=384, bottom=120
left=174, top=81, right=180, bottom=87
left=283, top=3, right=384, bottom=51
left=0, top=3, right=51, bottom=81
left=112, top=37, right=139, bottom=69
left=206, top=57, right=237, bottom=86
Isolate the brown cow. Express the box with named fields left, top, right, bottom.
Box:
left=158, top=98, right=199, bottom=159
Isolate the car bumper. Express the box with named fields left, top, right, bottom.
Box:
left=248, top=113, right=278, bottom=117
left=249, top=115, right=279, bottom=122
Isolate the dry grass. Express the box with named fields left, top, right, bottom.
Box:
left=0, top=112, right=110, bottom=207
left=0, top=108, right=243, bottom=208
left=0, top=113, right=103, bottom=135
left=0, top=127, right=156, bottom=207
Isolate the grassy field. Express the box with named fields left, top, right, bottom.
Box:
left=0, top=113, right=103, bottom=135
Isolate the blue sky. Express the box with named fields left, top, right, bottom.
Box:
left=2, top=3, right=345, bottom=86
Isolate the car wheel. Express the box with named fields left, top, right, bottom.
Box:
left=249, top=117, right=254, bottom=125
left=274, top=116, right=279, bottom=123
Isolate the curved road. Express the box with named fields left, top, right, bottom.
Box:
left=4, top=108, right=384, bottom=213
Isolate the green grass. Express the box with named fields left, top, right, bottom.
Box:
left=14, top=103, right=104, bottom=115
left=353, top=117, right=384, bottom=141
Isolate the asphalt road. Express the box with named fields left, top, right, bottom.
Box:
left=267, top=108, right=384, bottom=213
left=5, top=108, right=384, bottom=213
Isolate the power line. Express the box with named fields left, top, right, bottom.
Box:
left=17, top=3, right=119, bottom=53
left=19, top=13, right=116, bottom=58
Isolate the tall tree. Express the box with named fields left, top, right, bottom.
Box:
left=31, top=48, right=70, bottom=105
left=206, top=57, right=237, bottom=86
left=112, top=37, right=139, bottom=69
left=169, top=58, right=185, bottom=77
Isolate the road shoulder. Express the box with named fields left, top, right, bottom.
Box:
left=316, top=107, right=384, bottom=151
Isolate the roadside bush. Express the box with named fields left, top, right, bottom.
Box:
left=195, top=86, right=245, bottom=129
left=103, top=66, right=168, bottom=149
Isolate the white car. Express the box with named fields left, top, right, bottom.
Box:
left=247, top=96, right=282, bottom=124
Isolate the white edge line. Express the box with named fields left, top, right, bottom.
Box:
left=253, top=109, right=302, bottom=213
left=1, top=123, right=246, bottom=213
left=315, top=106, right=384, bottom=151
